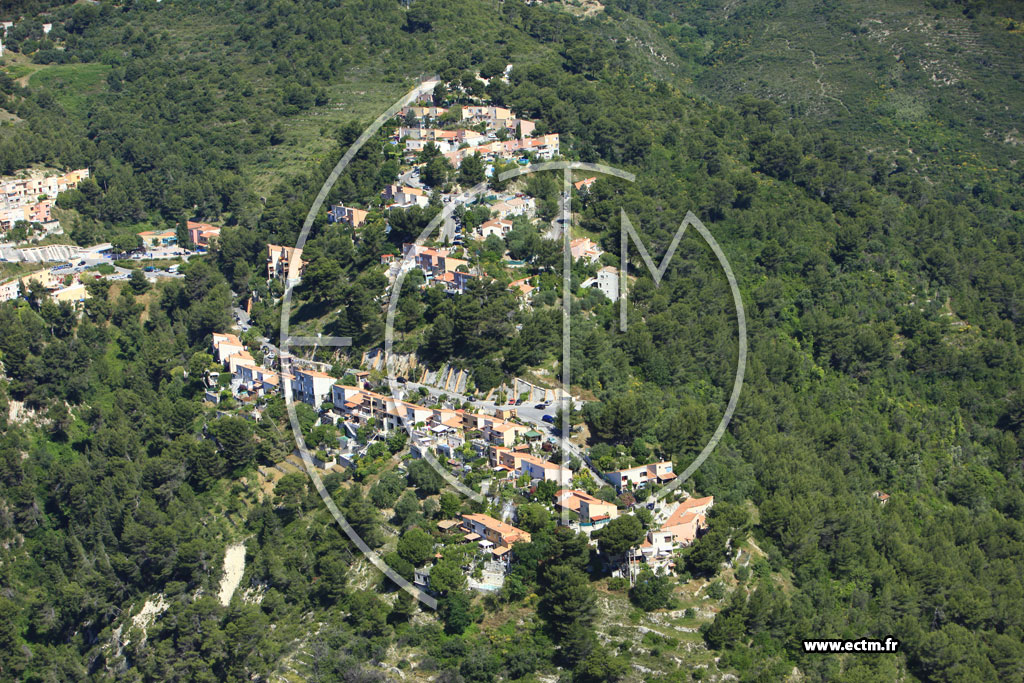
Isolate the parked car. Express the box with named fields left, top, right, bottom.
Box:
left=396, top=376, right=407, bottom=384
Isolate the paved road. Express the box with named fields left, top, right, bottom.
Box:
left=397, top=166, right=423, bottom=188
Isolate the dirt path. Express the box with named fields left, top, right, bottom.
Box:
left=217, top=542, right=247, bottom=606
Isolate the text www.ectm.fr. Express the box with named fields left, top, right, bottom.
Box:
left=802, top=638, right=900, bottom=653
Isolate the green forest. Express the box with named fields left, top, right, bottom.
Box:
left=1, top=0, right=1023, bottom=681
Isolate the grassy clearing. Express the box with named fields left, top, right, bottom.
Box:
left=248, top=74, right=411, bottom=195
left=27, top=62, right=111, bottom=115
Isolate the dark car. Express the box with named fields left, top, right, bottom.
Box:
left=396, top=377, right=407, bottom=384
left=534, top=403, right=546, bottom=409
left=542, top=414, right=555, bottom=424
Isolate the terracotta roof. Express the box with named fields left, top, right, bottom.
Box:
left=461, top=513, right=530, bottom=543
left=676, top=495, right=714, bottom=511
left=519, top=453, right=565, bottom=471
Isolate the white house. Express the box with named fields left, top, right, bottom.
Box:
left=581, top=266, right=619, bottom=302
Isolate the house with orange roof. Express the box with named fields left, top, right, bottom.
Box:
left=631, top=495, right=714, bottom=566
left=381, top=184, right=429, bottom=208
left=211, top=332, right=245, bottom=364
left=237, top=363, right=285, bottom=396
left=508, top=277, right=535, bottom=302
left=463, top=412, right=533, bottom=448
left=187, top=221, right=221, bottom=249
left=479, top=218, right=513, bottom=239
left=555, top=489, right=619, bottom=526
left=515, top=452, right=574, bottom=484
left=433, top=269, right=475, bottom=294
left=658, top=496, right=713, bottom=546
left=490, top=195, right=535, bottom=219
left=460, top=512, right=531, bottom=551
left=574, top=176, right=597, bottom=192
left=569, top=237, right=603, bottom=264
left=225, top=350, right=255, bottom=375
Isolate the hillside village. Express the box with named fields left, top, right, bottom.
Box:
left=198, top=77, right=716, bottom=596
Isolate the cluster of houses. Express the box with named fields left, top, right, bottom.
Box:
left=329, top=383, right=553, bottom=463
left=0, top=168, right=90, bottom=235
left=210, top=332, right=281, bottom=401
left=389, top=243, right=476, bottom=294
left=441, top=134, right=561, bottom=169
left=326, top=98, right=553, bottom=235
left=210, top=325, right=716, bottom=581
left=135, top=220, right=221, bottom=252
left=391, top=121, right=559, bottom=168
left=327, top=184, right=429, bottom=228
left=210, top=330, right=558, bottom=462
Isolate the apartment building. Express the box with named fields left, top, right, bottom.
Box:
left=328, top=205, right=369, bottom=227
left=267, top=244, right=307, bottom=283
left=290, top=368, right=335, bottom=407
